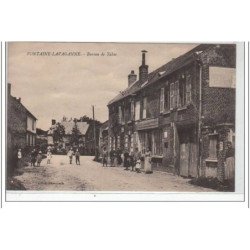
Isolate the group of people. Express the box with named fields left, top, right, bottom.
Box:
left=102, top=147, right=152, bottom=174
left=67, top=148, right=81, bottom=165
left=30, top=148, right=52, bottom=167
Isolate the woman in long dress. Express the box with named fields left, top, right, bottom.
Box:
left=144, top=147, right=152, bottom=174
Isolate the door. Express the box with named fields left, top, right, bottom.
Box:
left=189, top=142, right=198, bottom=177
left=180, top=142, right=189, bottom=176
left=179, top=128, right=198, bottom=178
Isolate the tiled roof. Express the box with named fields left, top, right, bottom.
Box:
left=61, top=121, right=89, bottom=135
left=10, top=95, right=37, bottom=120
left=48, top=121, right=89, bottom=135
left=108, top=44, right=213, bottom=106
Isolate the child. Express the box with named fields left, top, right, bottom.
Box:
left=75, top=149, right=80, bottom=165
left=36, top=151, right=43, bottom=167
left=30, top=149, right=37, bottom=167
left=67, top=148, right=74, bottom=164
left=47, top=150, right=52, bottom=164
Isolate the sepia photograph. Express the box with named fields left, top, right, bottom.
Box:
left=5, top=42, right=242, bottom=199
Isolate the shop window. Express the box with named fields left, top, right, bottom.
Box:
left=152, top=130, right=163, bottom=156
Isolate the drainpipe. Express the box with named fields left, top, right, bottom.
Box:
left=197, top=61, right=203, bottom=178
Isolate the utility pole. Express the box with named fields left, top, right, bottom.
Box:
left=92, top=105, right=97, bottom=160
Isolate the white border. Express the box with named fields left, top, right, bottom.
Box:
left=4, top=42, right=245, bottom=202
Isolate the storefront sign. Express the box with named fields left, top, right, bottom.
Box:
left=136, top=118, right=159, bottom=130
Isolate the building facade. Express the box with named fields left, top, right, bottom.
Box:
left=107, top=44, right=236, bottom=182
left=7, top=83, right=37, bottom=150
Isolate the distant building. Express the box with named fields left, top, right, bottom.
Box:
left=36, top=128, right=48, bottom=144
left=107, top=44, right=236, bottom=182
left=98, top=120, right=109, bottom=154
left=47, top=119, right=89, bottom=149
left=7, top=83, right=37, bottom=150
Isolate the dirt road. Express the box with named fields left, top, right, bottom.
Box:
left=14, top=155, right=213, bottom=192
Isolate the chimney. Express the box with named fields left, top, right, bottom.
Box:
left=18, top=98, right=21, bottom=102
left=139, top=50, right=148, bottom=83
left=8, top=83, right=11, bottom=96
left=128, top=70, right=137, bottom=87
left=52, top=119, right=56, bottom=125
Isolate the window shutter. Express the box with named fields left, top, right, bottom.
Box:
left=143, top=97, right=147, bottom=119
left=175, top=80, right=179, bottom=108
left=160, top=87, right=164, bottom=113
left=186, top=75, right=191, bottom=104
left=118, top=106, right=122, bottom=124
left=170, top=83, right=174, bottom=109
left=131, top=100, right=135, bottom=121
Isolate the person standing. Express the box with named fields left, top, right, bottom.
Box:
left=109, top=149, right=114, bottom=167
left=17, top=149, right=22, bottom=168
left=144, top=147, right=152, bottom=174
left=67, top=147, right=74, bottom=164
left=123, top=148, right=130, bottom=171
left=47, top=149, right=52, bottom=164
left=75, top=149, right=80, bottom=165
left=134, top=147, right=142, bottom=173
left=36, top=151, right=43, bottom=167
left=129, top=150, right=135, bottom=172
left=102, top=147, right=108, bottom=167
left=30, top=149, right=36, bottom=167
left=117, top=148, right=122, bottom=166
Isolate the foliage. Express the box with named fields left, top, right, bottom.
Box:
left=52, top=122, right=65, bottom=143
left=78, top=115, right=101, bottom=126
left=70, top=122, right=81, bottom=145
left=189, top=177, right=234, bottom=192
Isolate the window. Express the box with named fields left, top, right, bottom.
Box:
left=135, top=101, right=140, bottom=120
left=179, top=75, right=186, bottom=106
left=175, top=80, right=179, bottom=108
left=160, top=87, right=164, bottom=113
left=142, top=97, right=147, bottom=119
left=165, top=83, right=170, bottom=111
left=32, top=120, right=35, bottom=130
left=170, top=83, right=174, bottom=109
left=186, top=74, right=192, bottom=104
left=118, top=106, right=123, bottom=124
left=209, top=135, right=218, bottom=159
left=152, top=130, right=163, bottom=156
left=131, top=100, right=135, bottom=121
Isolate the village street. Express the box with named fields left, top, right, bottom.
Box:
left=14, top=155, right=214, bottom=192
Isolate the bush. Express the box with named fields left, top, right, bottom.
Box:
left=189, top=177, right=235, bottom=192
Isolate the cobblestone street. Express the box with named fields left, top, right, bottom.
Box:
left=13, top=155, right=214, bottom=192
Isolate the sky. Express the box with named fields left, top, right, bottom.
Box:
left=7, top=42, right=197, bottom=130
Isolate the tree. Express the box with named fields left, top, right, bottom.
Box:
left=52, top=123, right=65, bottom=143
left=70, top=122, right=81, bottom=146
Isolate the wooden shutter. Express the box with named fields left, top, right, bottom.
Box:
left=143, top=97, right=147, bottom=118
left=118, top=106, right=122, bottom=123
left=186, top=75, right=191, bottom=104
left=170, top=83, right=174, bottom=109
left=175, top=80, right=179, bottom=108
left=131, top=100, right=135, bottom=121
left=160, top=87, right=164, bottom=113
